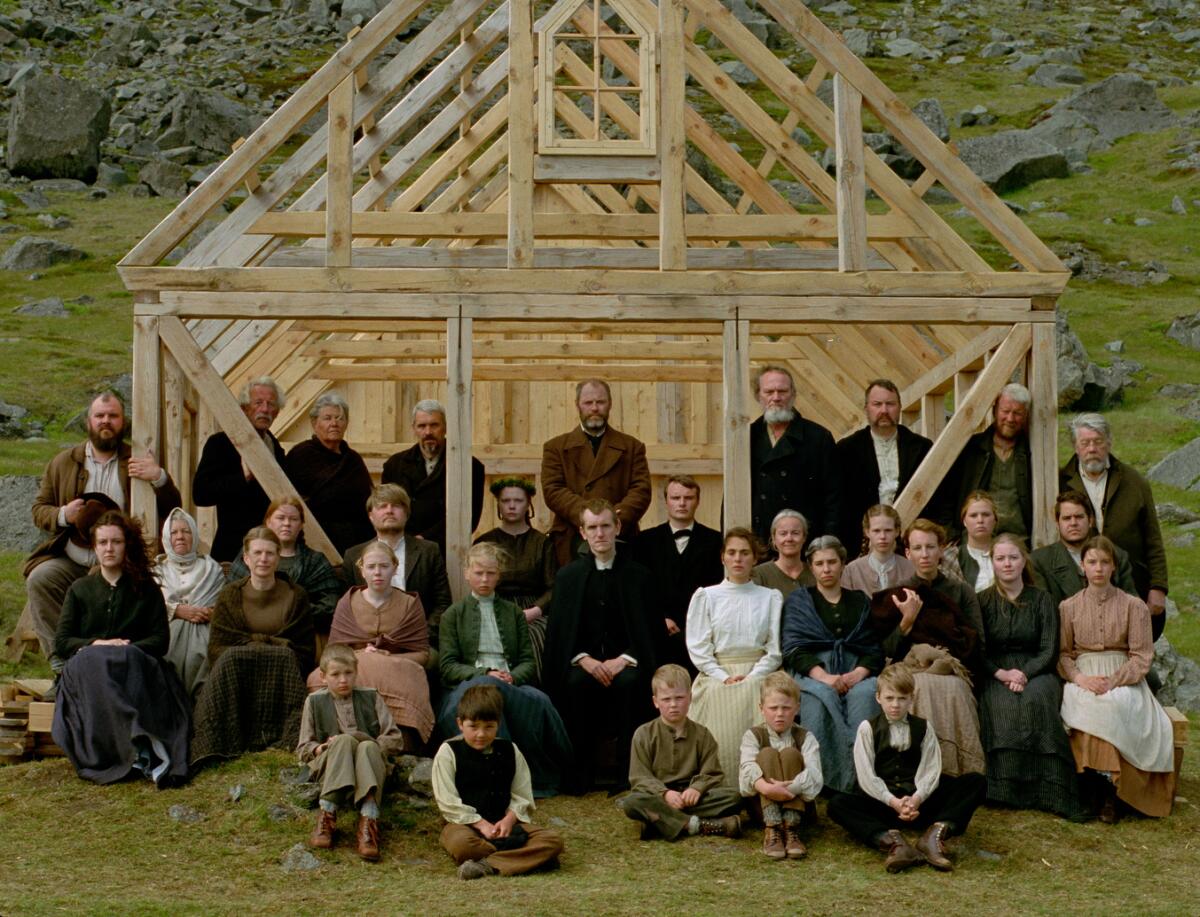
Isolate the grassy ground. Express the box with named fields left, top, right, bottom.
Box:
left=0, top=742, right=1197, bottom=917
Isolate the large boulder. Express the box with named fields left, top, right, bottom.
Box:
left=1166, top=313, right=1200, bottom=350
left=6, top=71, right=111, bottom=183
left=1152, top=637, right=1200, bottom=713
left=0, top=236, right=87, bottom=271
left=1029, top=74, right=1179, bottom=159
left=156, top=89, right=257, bottom=160
left=1055, top=311, right=1126, bottom=410
left=0, top=476, right=42, bottom=552
left=956, top=130, right=1069, bottom=192
left=1147, top=436, right=1200, bottom=491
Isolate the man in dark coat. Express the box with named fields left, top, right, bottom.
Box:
left=193, top=377, right=289, bottom=563
left=1031, top=490, right=1139, bottom=609
left=936, top=383, right=1032, bottom=542
left=541, top=378, right=652, bottom=567
left=631, top=475, right=723, bottom=672
left=835, top=379, right=933, bottom=558
left=749, top=365, right=840, bottom=545
left=380, top=398, right=484, bottom=556
left=1059, top=413, right=1168, bottom=638
left=543, top=500, right=657, bottom=793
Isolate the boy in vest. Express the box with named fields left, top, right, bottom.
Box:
left=618, top=664, right=743, bottom=840
left=432, top=684, right=565, bottom=880
left=827, top=664, right=986, bottom=872
left=298, top=644, right=405, bottom=861
left=738, top=672, right=823, bottom=860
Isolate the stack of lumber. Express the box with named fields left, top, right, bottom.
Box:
left=0, top=679, right=62, bottom=762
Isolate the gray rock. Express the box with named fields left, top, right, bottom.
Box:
left=956, top=130, right=1069, bottom=193
left=281, top=843, right=321, bottom=872
left=267, top=804, right=299, bottom=822
left=341, top=0, right=384, bottom=25
left=1029, top=63, right=1086, bottom=87
left=842, top=28, right=872, bottom=56
left=6, top=71, right=111, bottom=183
left=1160, top=383, right=1200, bottom=399
left=167, top=804, right=204, bottom=824
left=1166, top=313, right=1200, bottom=350
left=156, top=89, right=257, bottom=160
left=958, top=105, right=990, bottom=127
left=1158, top=502, right=1200, bottom=525
left=1134, top=217, right=1154, bottom=227
left=96, top=162, right=129, bottom=188
left=278, top=765, right=310, bottom=785
left=32, top=179, right=88, bottom=193
left=1152, top=637, right=1200, bottom=712
left=548, top=816, right=569, bottom=828
left=1103, top=340, right=1125, bottom=354
left=912, top=98, right=950, bottom=142
left=15, top=189, right=49, bottom=211
left=1171, top=195, right=1188, bottom=214
left=228, top=784, right=246, bottom=803
left=289, top=783, right=321, bottom=808
left=14, top=296, right=68, bottom=317
left=0, top=236, right=87, bottom=271
left=885, top=38, right=938, bottom=60
left=0, top=476, right=42, bottom=550
left=408, top=758, right=434, bottom=797
left=1055, top=311, right=1127, bottom=410
left=1147, top=437, right=1200, bottom=491
left=138, top=160, right=189, bottom=199
left=1045, top=74, right=1178, bottom=145
left=979, top=41, right=1013, bottom=58
left=36, top=213, right=71, bottom=230
left=718, top=61, right=757, bottom=86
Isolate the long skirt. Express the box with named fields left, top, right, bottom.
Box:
left=690, top=651, right=772, bottom=788
left=981, top=671, right=1086, bottom=817
left=912, top=671, right=985, bottom=777
left=190, top=644, right=307, bottom=767
left=438, top=674, right=573, bottom=797
left=307, top=649, right=434, bottom=742
left=52, top=644, right=191, bottom=786
left=798, top=675, right=879, bottom=793
left=504, top=591, right=547, bottom=684
left=1061, top=650, right=1175, bottom=817
left=165, top=619, right=210, bottom=700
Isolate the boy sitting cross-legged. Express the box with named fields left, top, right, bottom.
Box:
left=827, top=664, right=986, bottom=872
left=432, top=684, right=565, bottom=880
left=298, top=644, right=405, bottom=861
left=738, top=672, right=823, bottom=860
left=618, top=664, right=744, bottom=840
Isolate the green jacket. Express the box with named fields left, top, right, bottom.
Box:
left=439, top=595, right=536, bottom=688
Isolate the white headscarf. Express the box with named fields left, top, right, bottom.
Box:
left=155, top=508, right=226, bottom=617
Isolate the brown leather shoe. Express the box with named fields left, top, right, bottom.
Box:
left=783, top=824, right=807, bottom=860
left=698, top=815, right=742, bottom=838
left=356, top=815, right=380, bottom=861
left=761, top=825, right=787, bottom=859
left=308, top=810, right=336, bottom=849
left=878, top=829, right=923, bottom=873
left=916, top=822, right=953, bottom=871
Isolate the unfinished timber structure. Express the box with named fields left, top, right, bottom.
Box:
left=118, top=0, right=1069, bottom=593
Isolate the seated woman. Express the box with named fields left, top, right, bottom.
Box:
left=474, top=477, right=555, bottom=679
left=979, top=534, right=1086, bottom=819
left=750, top=509, right=815, bottom=597
left=688, top=527, right=783, bottom=786
left=310, top=539, right=433, bottom=753
left=191, top=527, right=314, bottom=766
left=1059, top=535, right=1175, bottom=822
left=782, top=535, right=882, bottom=793
left=438, top=542, right=571, bottom=796
left=943, top=491, right=997, bottom=592
left=870, top=519, right=986, bottom=777
left=841, top=504, right=915, bottom=595
left=228, top=496, right=342, bottom=634
left=155, top=508, right=225, bottom=698
left=52, top=510, right=190, bottom=786
left=285, top=391, right=374, bottom=554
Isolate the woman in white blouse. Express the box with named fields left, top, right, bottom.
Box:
left=687, top=527, right=783, bottom=786
left=945, top=491, right=997, bottom=592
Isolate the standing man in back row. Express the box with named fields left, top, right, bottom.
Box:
left=541, top=379, right=652, bottom=567
left=749, top=365, right=840, bottom=548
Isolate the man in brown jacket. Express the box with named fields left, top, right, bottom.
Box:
left=15, top=391, right=180, bottom=665
left=540, top=379, right=652, bottom=567
left=1059, top=412, right=1168, bottom=638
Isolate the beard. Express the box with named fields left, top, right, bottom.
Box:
left=581, top=414, right=607, bottom=433
left=88, top=423, right=126, bottom=451
left=1081, top=458, right=1107, bottom=475
left=763, top=406, right=795, bottom=424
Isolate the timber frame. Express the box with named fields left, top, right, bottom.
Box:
left=119, top=0, right=1068, bottom=599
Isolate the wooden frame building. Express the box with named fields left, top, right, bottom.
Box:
left=118, top=0, right=1068, bottom=597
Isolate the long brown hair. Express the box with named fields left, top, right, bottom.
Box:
left=91, top=510, right=155, bottom=591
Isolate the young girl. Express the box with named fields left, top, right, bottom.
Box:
left=841, top=504, right=914, bottom=595
left=945, top=491, right=998, bottom=592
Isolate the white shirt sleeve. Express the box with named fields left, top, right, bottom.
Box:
left=738, top=728, right=764, bottom=797
left=749, top=588, right=783, bottom=677
left=788, top=730, right=824, bottom=801
left=686, top=588, right=727, bottom=681
left=852, top=719, right=894, bottom=806
left=431, top=742, right=481, bottom=825
left=509, top=745, right=536, bottom=823
left=913, top=722, right=942, bottom=804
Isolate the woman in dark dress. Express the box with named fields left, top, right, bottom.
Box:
left=285, top=391, right=374, bottom=554
left=190, top=526, right=314, bottom=766
left=978, top=533, right=1086, bottom=819
left=52, top=511, right=191, bottom=786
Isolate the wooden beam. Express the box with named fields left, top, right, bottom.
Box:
left=130, top=313, right=161, bottom=540
left=834, top=74, right=867, bottom=272
left=1028, top=321, right=1058, bottom=548
left=899, top=326, right=1009, bottom=409
left=317, top=362, right=724, bottom=382
left=893, top=324, right=1032, bottom=526
left=157, top=316, right=341, bottom=561
left=723, top=319, right=752, bottom=527
left=507, top=0, right=534, bottom=268
left=659, top=0, right=686, bottom=270
left=445, top=315, right=473, bottom=600
left=533, top=155, right=661, bottom=183
left=326, top=75, right=355, bottom=267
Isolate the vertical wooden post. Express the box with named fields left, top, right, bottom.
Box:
left=722, top=318, right=752, bottom=527
left=326, top=75, right=354, bottom=266
left=163, top=347, right=187, bottom=508
left=954, top=370, right=977, bottom=411
left=131, top=312, right=162, bottom=541
left=1029, top=321, right=1059, bottom=548
left=834, top=74, right=867, bottom=272
left=921, top=392, right=945, bottom=439
left=446, top=314, right=475, bottom=602
left=507, top=0, right=534, bottom=268
left=659, top=0, right=686, bottom=270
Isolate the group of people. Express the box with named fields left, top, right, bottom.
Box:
left=12, top=366, right=1176, bottom=874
